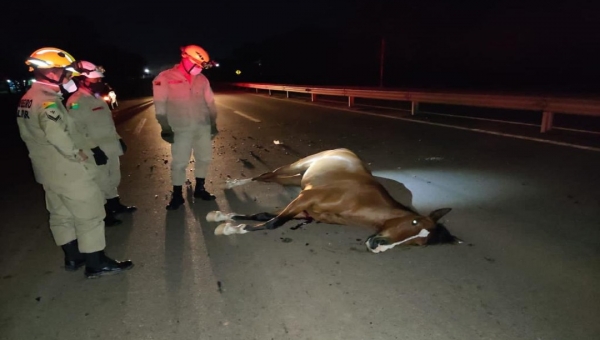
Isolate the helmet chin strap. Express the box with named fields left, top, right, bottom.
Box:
left=182, top=58, right=201, bottom=74
left=185, top=64, right=198, bottom=74
left=39, top=68, right=69, bottom=85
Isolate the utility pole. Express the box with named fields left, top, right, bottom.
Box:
left=379, top=37, right=385, bottom=87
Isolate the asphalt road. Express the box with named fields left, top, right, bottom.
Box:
left=0, top=90, right=599, bottom=340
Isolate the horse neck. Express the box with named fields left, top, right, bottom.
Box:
left=388, top=206, right=417, bottom=218
left=364, top=205, right=415, bottom=228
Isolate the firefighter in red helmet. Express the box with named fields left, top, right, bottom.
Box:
left=152, top=45, right=219, bottom=210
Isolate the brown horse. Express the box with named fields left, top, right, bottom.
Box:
left=207, top=148, right=461, bottom=253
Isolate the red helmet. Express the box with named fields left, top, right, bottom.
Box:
left=181, top=45, right=217, bottom=69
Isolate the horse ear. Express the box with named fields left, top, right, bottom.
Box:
left=429, top=208, right=452, bottom=222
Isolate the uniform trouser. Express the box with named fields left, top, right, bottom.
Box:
left=43, top=179, right=106, bottom=253
left=171, top=125, right=212, bottom=186
left=94, top=153, right=121, bottom=199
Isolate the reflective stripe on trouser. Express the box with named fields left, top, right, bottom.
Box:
left=94, top=154, right=121, bottom=199
left=43, top=179, right=106, bottom=253
left=171, top=125, right=212, bottom=186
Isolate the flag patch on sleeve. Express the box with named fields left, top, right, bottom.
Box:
left=42, top=102, right=57, bottom=109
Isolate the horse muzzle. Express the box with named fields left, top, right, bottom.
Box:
left=365, top=235, right=390, bottom=251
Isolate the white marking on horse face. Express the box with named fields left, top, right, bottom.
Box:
left=225, top=178, right=252, bottom=189
left=206, top=211, right=237, bottom=222
left=214, top=222, right=249, bottom=236
left=366, top=229, right=430, bottom=253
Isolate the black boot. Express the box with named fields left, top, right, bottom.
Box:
left=61, top=239, right=85, bottom=271
left=84, top=250, right=134, bottom=279
left=166, top=185, right=185, bottom=210
left=193, top=178, right=216, bottom=201
left=107, top=197, right=137, bottom=215
left=104, top=204, right=122, bottom=227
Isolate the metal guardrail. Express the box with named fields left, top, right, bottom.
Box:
left=232, top=82, right=600, bottom=133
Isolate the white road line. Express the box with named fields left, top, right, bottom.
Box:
left=253, top=94, right=600, bottom=152
left=134, top=118, right=147, bottom=135
left=217, top=103, right=262, bottom=122
left=232, top=110, right=261, bottom=122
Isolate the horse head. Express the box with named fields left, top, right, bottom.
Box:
left=365, top=208, right=460, bottom=253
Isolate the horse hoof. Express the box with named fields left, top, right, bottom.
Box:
left=206, top=211, right=223, bottom=222
left=214, top=223, right=228, bottom=235
left=214, top=223, right=249, bottom=236
left=206, top=211, right=236, bottom=222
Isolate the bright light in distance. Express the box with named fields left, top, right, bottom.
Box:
left=6, top=80, right=11, bottom=83
left=144, top=68, right=150, bottom=74
left=215, top=63, right=220, bottom=67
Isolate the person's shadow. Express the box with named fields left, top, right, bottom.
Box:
left=187, top=185, right=221, bottom=252
left=164, top=202, right=187, bottom=294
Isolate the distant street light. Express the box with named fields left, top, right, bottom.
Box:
left=236, top=70, right=242, bottom=75
left=144, top=68, right=150, bottom=74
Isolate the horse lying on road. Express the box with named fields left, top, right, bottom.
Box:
left=207, top=148, right=461, bottom=253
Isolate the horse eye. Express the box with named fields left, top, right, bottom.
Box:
left=411, top=219, right=418, bottom=226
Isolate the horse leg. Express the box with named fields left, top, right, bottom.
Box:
left=244, top=190, right=319, bottom=232
left=226, top=151, right=332, bottom=189
left=206, top=211, right=278, bottom=222
left=214, top=190, right=318, bottom=235
left=226, top=171, right=304, bottom=189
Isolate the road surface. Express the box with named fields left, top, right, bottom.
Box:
left=1, top=90, right=599, bottom=340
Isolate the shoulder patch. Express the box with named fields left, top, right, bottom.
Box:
left=44, top=109, right=61, bottom=122
left=69, top=102, right=79, bottom=109
left=42, top=102, right=57, bottom=109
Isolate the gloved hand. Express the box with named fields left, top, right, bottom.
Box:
left=91, top=147, right=108, bottom=165
left=77, top=149, right=88, bottom=162
left=119, top=138, right=127, bottom=153
left=210, top=124, right=219, bottom=139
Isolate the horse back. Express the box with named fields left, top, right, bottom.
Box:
left=301, top=149, right=372, bottom=188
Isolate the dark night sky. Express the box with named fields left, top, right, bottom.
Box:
left=1, top=0, right=354, bottom=72
left=80, top=0, right=354, bottom=69
left=2, top=0, right=600, bottom=92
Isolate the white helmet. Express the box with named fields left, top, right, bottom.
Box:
left=76, top=60, right=105, bottom=78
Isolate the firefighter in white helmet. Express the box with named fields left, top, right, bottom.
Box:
left=66, top=60, right=137, bottom=226
left=16, top=47, right=133, bottom=278
left=152, top=44, right=219, bottom=210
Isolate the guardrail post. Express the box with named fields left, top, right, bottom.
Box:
left=411, top=101, right=419, bottom=115
left=268, top=89, right=272, bottom=96
left=311, top=93, right=317, bottom=102
left=256, top=88, right=258, bottom=93
left=541, top=111, right=554, bottom=133
left=348, top=96, right=355, bottom=107
left=286, top=91, right=289, bottom=98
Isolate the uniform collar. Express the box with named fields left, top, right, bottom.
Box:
left=31, top=82, right=63, bottom=98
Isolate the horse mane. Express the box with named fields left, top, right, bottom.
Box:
left=426, top=223, right=461, bottom=245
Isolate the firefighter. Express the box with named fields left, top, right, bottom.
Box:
left=16, top=47, right=133, bottom=278
left=66, top=60, right=137, bottom=226
left=152, top=44, right=219, bottom=210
